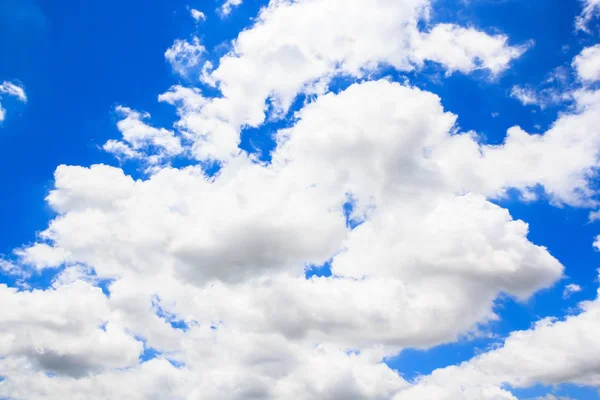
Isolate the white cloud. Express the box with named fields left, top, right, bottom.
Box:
left=0, top=281, right=143, bottom=378
left=434, top=86, right=600, bottom=207
left=220, top=0, right=243, bottom=16
left=573, top=44, right=600, bottom=83
left=509, top=65, right=573, bottom=110
left=0, top=81, right=26, bottom=101
left=563, top=283, right=582, bottom=299
left=3, top=1, right=600, bottom=399
left=590, top=209, right=600, bottom=223
left=164, top=36, right=205, bottom=77
left=392, top=274, right=600, bottom=398
left=511, top=85, right=542, bottom=106
left=190, top=8, right=206, bottom=22
left=576, top=0, right=600, bottom=31
left=412, top=24, right=530, bottom=75
left=14, top=243, right=71, bottom=271
left=0, top=79, right=573, bottom=399
left=102, top=106, right=183, bottom=164
left=0, top=259, right=21, bottom=275
left=163, top=0, right=527, bottom=161
left=0, top=81, right=27, bottom=122
left=509, top=84, right=568, bottom=110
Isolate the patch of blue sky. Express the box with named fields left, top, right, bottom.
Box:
left=386, top=335, right=498, bottom=382
left=152, top=295, right=189, bottom=331
left=511, top=383, right=600, bottom=399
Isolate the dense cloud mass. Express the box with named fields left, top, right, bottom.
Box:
left=2, top=0, right=600, bottom=399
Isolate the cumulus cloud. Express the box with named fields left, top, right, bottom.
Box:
left=14, top=243, right=71, bottom=271
left=0, top=282, right=143, bottom=378
left=412, top=24, right=530, bottom=75
left=1, top=78, right=575, bottom=399
left=162, top=0, right=527, bottom=161
left=392, top=274, right=600, bottom=398
left=2, top=0, right=600, bottom=399
left=573, top=44, right=600, bottom=83
left=0, top=80, right=27, bottom=122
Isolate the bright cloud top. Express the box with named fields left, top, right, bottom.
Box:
left=1, top=0, right=600, bottom=399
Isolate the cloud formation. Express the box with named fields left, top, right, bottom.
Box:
left=2, top=0, right=600, bottom=399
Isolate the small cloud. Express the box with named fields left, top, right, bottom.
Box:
left=0, top=258, right=23, bottom=276
left=589, top=209, right=600, bottom=222
left=102, top=139, right=142, bottom=161
left=190, top=8, right=206, bottom=22
left=165, top=36, right=205, bottom=77
left=562, top=283, right=582, bottom=299
left=219, top=0, right=242, bottom=17
left=0, top=81, right=27, bottom=122
left=510, top=85, right=541, bottom=107
left=510, top=70, right=573, bottom=109
left=491, top=112, right=499, bottom=118
left=0, top=81, right=26, bottom=102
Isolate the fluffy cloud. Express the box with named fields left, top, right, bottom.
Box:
left=1, top=78, right=572, bottom=399
left=434, top=88, right=600, bottom=207
left=0, top=80, right=26, bottom=122
left=102, top=106, right=183, bottom=165
left=0, top=282, right=142, bottom=378
left=412, top=24, right=529, bottom=75
left=14, top=243, right=70, bottom=271
left=163, top=0, right=527, bottom=161
left=3, top=0, right=600, bottom=399
left=573, top=44, right=600, bottom=83
left=392, top=274, right=600, bottom=398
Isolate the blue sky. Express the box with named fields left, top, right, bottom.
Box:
left=2, top=0, right=600, bottom=399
